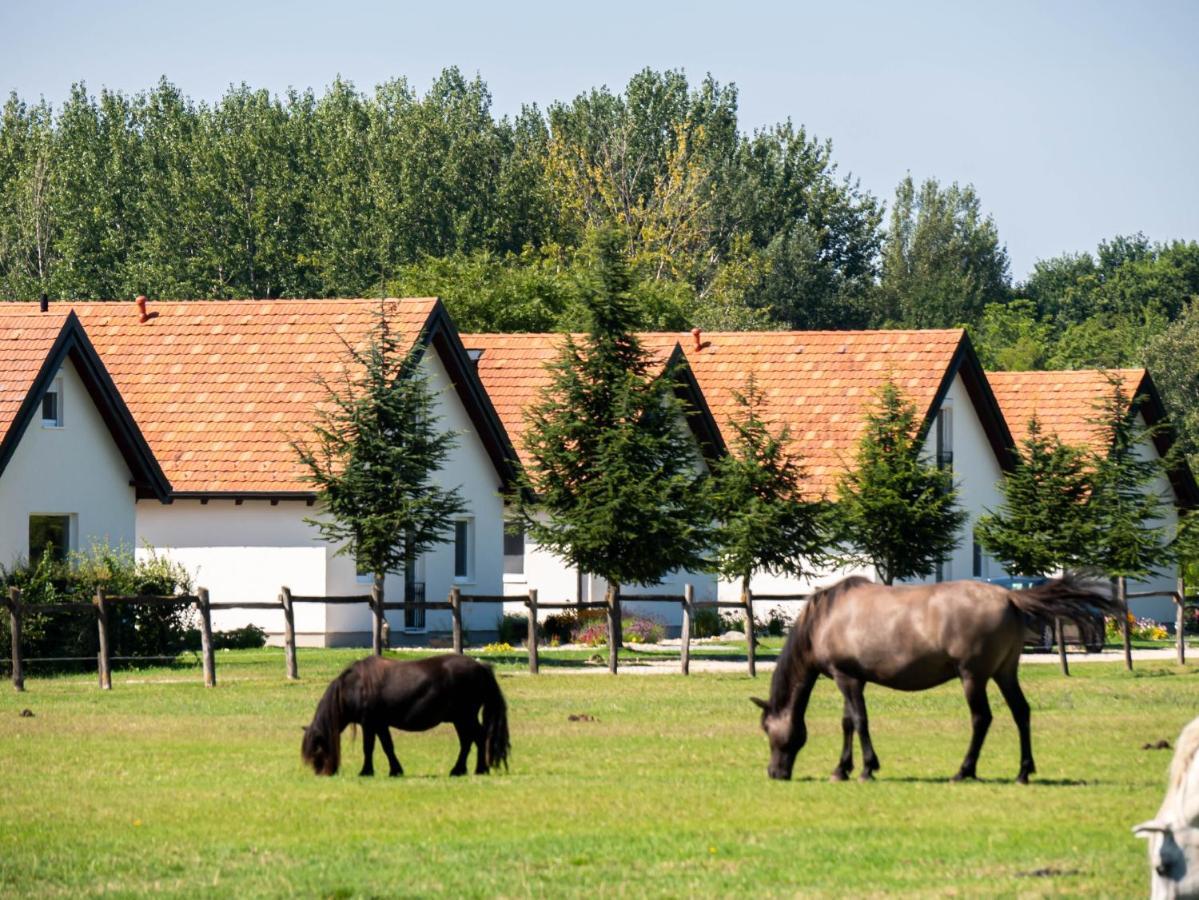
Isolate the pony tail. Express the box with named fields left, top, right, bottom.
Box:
left=480, top=665, right=510, bottom=772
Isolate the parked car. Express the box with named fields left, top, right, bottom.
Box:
left=982, top=576, right=1106, bottom=653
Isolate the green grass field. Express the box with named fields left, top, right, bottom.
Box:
left=1, top=649, right=1193, bottom=898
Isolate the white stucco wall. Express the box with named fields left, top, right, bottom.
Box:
left=1125, top=412, right=1181, bottom=623
left=137, top=345, right=508, bottom=645
left=0, top=359, right=136, bottom=567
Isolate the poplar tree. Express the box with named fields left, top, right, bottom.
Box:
left=293, top=307, right=466, bottom=596
left=710, top=375, right=831, bottom=600
left=517, top=227, right=712, bottom=669
left=836, top=380, right=967, bottom=584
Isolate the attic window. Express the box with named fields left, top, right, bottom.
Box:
left=42, top=376, right=63, bottom=428
left=466, top=348, right=484, bottom=370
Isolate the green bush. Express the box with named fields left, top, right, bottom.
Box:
left=691, top=607, right=722, bottom=638
left=541, top=611, right=577, bottom=645
left=496, top=613, right=529, bottom=645
left=1, top=544, right=194, bottom=669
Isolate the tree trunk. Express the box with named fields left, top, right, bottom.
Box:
left=606, top=584, right=620, bottom=675
left=1118, top=576, right=1132, bottom=671
left=742, top=575, right=756, bottom=679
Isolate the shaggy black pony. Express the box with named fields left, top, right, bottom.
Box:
left=302, top=654, right=509, bottom=777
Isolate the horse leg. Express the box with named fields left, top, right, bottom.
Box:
left=995, top=670, right=1035, bottom=784
left=376, top=726, right=403, bottom=777
left=831, top=694, right=855, bottom=782
left=952, top=673, right=992, bottom=782
left=473, top=714, right=489, bottom=775
left=450, top=720, right=471, bottom=777
left=359, top=726, right=376, bottom=777
left=835, top=672, right=879, bottom=781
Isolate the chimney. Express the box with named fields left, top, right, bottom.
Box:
left=39, top=294, right=48, bottom=313
left=136, top=295, right=148, bottom=323
left=690, top=327, right=702, bottom=352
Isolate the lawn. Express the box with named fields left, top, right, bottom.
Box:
left=0, top=649, right=1193, bottom=898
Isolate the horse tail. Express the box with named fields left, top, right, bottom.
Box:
left=1008, top=576, right=1119, bottom=635
left=479, top=664, right=510, bottom=773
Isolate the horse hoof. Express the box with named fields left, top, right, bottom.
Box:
left=359, top=771, right=374, bottom=778
left=951, top=771, right=976, bottom=783
left=389, top=770, right=403, bottom=778
left=858, top=771, right=874, bottom=783
left=1016, top=774, right=1030, bottom=785
left=830, top=770, right=849, bottom=782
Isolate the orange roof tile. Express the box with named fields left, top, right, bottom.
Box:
left=987, top=369, right=1145, bottom=453
left=0, top=299, right=438, bottom=494
left=0, top=310, right=73, bottom=448
left=466, top=329, right=967, bottom=497
left=463, top=333, right=678, bottom=453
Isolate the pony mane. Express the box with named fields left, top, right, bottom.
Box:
left=769, top=576, right=872, bottom=712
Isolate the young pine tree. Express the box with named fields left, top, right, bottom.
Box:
left=710, top=375, right=830, bottom=601
left=292, top=306, right=467, bottom=629
left=836, top=380, right=967, bottom=585
left=974, top=415, right=1095, bottom=578
left=517, top=227, right=712, bottom=669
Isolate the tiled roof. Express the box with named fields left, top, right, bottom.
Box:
left=463, top=333, right=678, bottom=455
left=466, top=329, right=966, bottom=497
left=0, top=299, right=438, bottom=493
left=987, top=369, right=1145, bottom=452
left=0, top=310, right=73, bottom=447
left=645, top=330, right=967, bottom=496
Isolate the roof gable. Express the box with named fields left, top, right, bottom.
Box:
left=0, top=311, right=170, bottom=500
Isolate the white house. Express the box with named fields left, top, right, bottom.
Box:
left=988, top=368, right=1198, bottom=623
left=0, top=309, right=169, bottom=570
left=461, top=332, right=724, bottom=626
left=646, top=327, right=1018, bottom=603
left=56, top=297, right=519, bottom=646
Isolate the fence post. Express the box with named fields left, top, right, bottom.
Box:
left=1118, top=576, right=1132, bottom=671
left=680, top=584, right=692, bottom=676
left=95, top=587, right=111, bottom=690
left=8, top=587, right=23, bottom=692
left=1054, top=617, right=1070, bottom=677
left=450, top=587, right=462, bottom=651
left=526, top=589, right=539, bottom=675
left=281, top=586, right=298, bottom=680
left=607, top=586, right=619, bottom=675
left=1177, top=576, right=1186, bottom=667
left=744, top=586, right=757, bottom=678
left=371, top=575, right=384, bottom=656
left=197, top=587, right=216, bottom=688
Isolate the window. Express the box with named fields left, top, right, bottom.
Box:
left=29, top=515, right=71, bottom=563
left=503, top=522, right=525, bottom=576
left=41, top=376, right=63, bottom=427
left=453, top=519, right=473, bottom=581
left=935, top=406, right=953, bottom=470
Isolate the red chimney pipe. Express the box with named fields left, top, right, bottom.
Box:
left=691, top=327, right=702, bottom=352
left=136, top=295, right=148, bottom=323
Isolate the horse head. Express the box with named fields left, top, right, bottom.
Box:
left=752, top=696, right=806, bottom=781
left=301, top=722, right=339, bottom=776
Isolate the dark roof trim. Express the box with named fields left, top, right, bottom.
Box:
left=664, top=343, right=727, bottom=463
left=168, top=491, right=317, bottom=505
left=1129, top=371, right=1199, bottom=509
left=0, top=312, right=172, bottom=501
left=920, top=332, right=1018, bottom=472
left=416, top=300, right=520, bottom=492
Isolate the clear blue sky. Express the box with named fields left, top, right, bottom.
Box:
left=3, top=0, right=1196, bottom=280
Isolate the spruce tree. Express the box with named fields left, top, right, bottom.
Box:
left=835, top=380, right=967, bottom=585
left=517, top=227, right=712, bottom=671
left=292, top=306, right=467, bottom=626
left=975, top=415, right=1095, bottom=578
left=710, top=375, right=831, bottom=601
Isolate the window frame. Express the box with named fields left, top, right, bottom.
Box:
left=41, top=375, right=63, bottom=428
left=28, top=513, right=73, bottom=564
left=453, top=518, right=475, bottom=583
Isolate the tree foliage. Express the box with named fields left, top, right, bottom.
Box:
left=709, top=376, right=831, bottom=594
left=835, top=381, right=967, bottom=584
left=292, top=307, right=467, bottom=580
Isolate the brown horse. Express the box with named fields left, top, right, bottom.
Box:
left=753, top=576, right=1118, bottom=783
left=302, top=654, right=509, bottom=777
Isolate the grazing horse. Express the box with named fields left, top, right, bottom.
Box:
left=753, top=576, right=1117, bottom=783
left=302, top=654, right=509, bottom=777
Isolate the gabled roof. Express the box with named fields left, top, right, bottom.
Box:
left=0, top=299, right=517, bottom=498
left=988, top=368, right=1199, bottom=507
left=642, top=328, right=1016, bottom=496
left=461, top=333, right=724, bottom=463
left=0, top=311, right=170, bottom=500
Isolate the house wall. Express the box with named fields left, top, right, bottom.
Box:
left=0, top=359, right=136, bottom=567
left=138, top=345, right=508, bottom=646
left=1126, top=412, right=1181, bottom=623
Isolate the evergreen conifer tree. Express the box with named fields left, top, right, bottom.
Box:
left=517, top=227, right=712, bottom=671
left=836, top=380, right=967, bottom=584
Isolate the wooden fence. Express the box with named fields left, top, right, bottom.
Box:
left=3, top=582, right=808, bottom=689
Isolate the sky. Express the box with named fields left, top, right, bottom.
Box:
left=2, top=0, right=1197, bottom=280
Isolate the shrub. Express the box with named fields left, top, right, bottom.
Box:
left=497, top=613, right=529, bottom=646
left=542, top=611, right=578, bottom=645
left=1106, top=613, right=1169, bottom=642
left=214, top=624, right=268, bottom=650
left=691, top=607, right=722, bottom=638
left=624, top=615, right=665, bottom=644
left=756, top=605, right=794, bottom=637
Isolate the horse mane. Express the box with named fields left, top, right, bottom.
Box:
left=769, top=576, right=872, bottom=712
left=302, top=671, right=345, bottom=774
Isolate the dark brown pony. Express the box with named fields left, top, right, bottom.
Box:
left=753, top=576, right=1118, bottom=783
left=302, top=654, right=509, bottom=777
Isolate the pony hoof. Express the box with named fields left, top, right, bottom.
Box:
left=389, top=770, right=403, bottom=778
left=358, top=771, right=374, bottom=777
left=1016, top=774, right=1031, bottom=785
left=951, top=771, right=976, bottom=783
left=830, top=770, right=849, bottom=782
left=858, top=771, right=874, bottom=783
